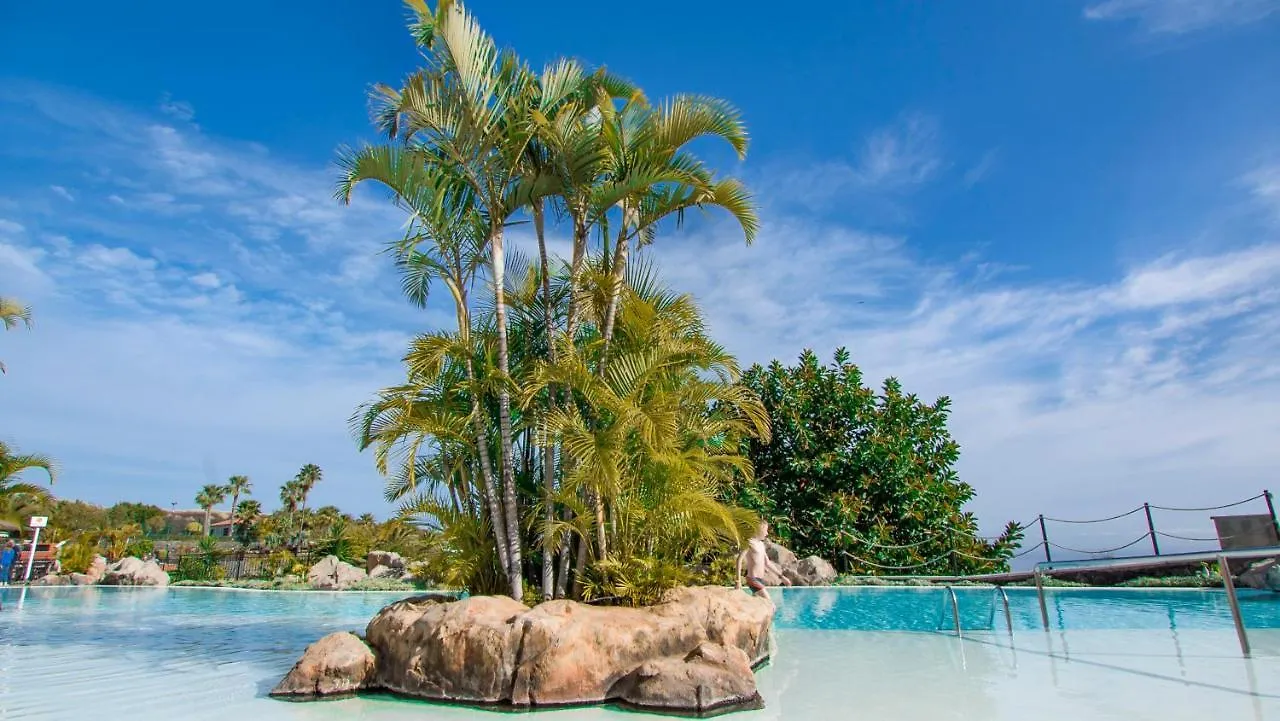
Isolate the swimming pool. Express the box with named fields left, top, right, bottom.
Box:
left=2, top=585, right=1278, bottom=720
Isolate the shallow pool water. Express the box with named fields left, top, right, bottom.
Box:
left=2, top=585, right=1278, bottom=720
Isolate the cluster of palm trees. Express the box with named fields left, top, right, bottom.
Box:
left=347, top=0, right=768, bottom=601
left=194, top=464, right=323, bottom=541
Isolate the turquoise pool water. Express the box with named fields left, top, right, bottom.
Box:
left=2, top=586, right=1278, bottom=720
left=772, top=586, right=1280, bottom=631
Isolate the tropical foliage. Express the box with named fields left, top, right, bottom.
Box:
left=0, top=440, right=55, bottom=529
left=344, top=0, right=762, bottom=603
left=1, top=295, right=32, bottom=374
left=738, top=349, right=1022, bottom=575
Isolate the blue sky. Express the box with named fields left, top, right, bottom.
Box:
left=2, top=1, right=1279, bottom=556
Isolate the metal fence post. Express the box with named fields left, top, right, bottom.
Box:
left=1038, top=515, right=1052, bottom=563
left=1143, top=503, right=1160, bottom=556
left=1265, top=490, right=1279, bottom=543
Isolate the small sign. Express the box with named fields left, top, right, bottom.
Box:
left=28, top=516, right=48, bottom=528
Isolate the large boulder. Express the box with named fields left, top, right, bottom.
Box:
left=85, top=555, right=108, bottom=584
left=280, top=586, right=774, bottom=716
left=307, top=555, right=367, bottom=590
left=102, top=557, right=170, bottom=587
left=794, top=556, right=838, bottom=586
left=270, top=632, right=376, bottom=698
left=32, top=573, right=68, bottom=586
left=365, top=551, right=405, bottom=574
left=1239, top=559, right=1280, bottom=592
left=758, top=541, right=835, bottom=587
left=613, top=642, right=761, bottom=715
left=367, top=594, right=526, bottom=702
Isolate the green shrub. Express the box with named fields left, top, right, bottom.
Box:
left=59, top=542, right=96, bottom=574
left=579, top=556, right=693, bottom=607
left=124, top=538, right=154, bottom=558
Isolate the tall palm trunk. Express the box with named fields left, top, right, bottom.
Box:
left=534, top=201, right=558, bottom=599
left=490, top=224, right=524, bottom=600
left=202, top=507, right=211, bottom=537
left=229, top=491, right=240, bottom=538
left=467, top=357, right=511, bottom=576
left=599, top=206, right=635, bottom=353
left=455, top=277, right=512, bottom=578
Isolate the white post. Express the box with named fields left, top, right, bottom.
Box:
left=21, top=526, right=42, bottom=583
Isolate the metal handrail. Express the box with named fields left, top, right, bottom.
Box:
left=989, top=586, right=1013, bottom=636
left=940, top=585, right=962, bottom=638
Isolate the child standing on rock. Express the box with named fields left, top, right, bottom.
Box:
left=736, top=521, right=791, bottom=602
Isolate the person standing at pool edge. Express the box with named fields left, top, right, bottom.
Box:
left=0, top=540, right=15, bottom=585
left=737, top=521, right=791, bottom=602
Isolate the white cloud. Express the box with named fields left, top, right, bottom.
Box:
left=50, top=185, right=74, bottom=201
left=1083, top=0, right=1280, bottom=34
left=158, top=92, right=196, bottom=122
left=851, top=113, right=944, bottom=190
left=190, top=271, right=222, bottom=289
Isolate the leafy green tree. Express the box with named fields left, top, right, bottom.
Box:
left=105, top=502, right=166, bottom=533
left=739, top=349, right=1022, bottom=575
left=194, top=484, right=227, bottom=537
left=50, top=499, right=108, bottom=533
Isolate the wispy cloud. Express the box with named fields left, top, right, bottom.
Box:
left=1083, top=0, right=1280, bottom=35
left=158, top=92, right=196, bottom=122
left=757, top=112, right=945, bottom=215
left=49, top=185, right=74, bottom=202
left=962, top=149, right=999, bottom=188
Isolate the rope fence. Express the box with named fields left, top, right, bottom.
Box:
left=832, top=489, right=1278, bottom=573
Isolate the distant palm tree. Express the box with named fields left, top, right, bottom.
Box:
left=294, top=464, right=322, bottom=510
left=195, top=484, right=227, bottom=537
left=1, top=296, right=32, bottom=375
left=225, top=475, right=252, bottom=537
left=236, top=499, right=262, bottom=525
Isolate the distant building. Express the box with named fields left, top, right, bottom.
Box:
left=163, top=509, right=232, bottom=535
left=209, top=518, right=236, bottom=538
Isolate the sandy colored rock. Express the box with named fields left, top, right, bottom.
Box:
left=367, top=564, right=400, bottom=580
left=1239, top=559, right=1280, bottom=591
left=270, top=632, right=376, bottom=698
left=279, top=586, right=775, bottom=716
left=613, top=642, right=760, bottom=715
left=102, top=557, right=169, bottom=586
left=365, top=550, right=405, bottom=574
left=85, top=555, right=108, bottom=583
left=508, top=599, right=705, bottom=706
left=794, top=556, right=837, bottom=586
left=307, top=555, right=367, bottom=590
left=366, top=594, right=526, bottom=703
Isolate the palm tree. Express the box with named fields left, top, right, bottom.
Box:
left=0, top=440, right=56, bottom=503
left=225, top=475, right=252, bottom=538
left=1, top=296, right=32, bottom=375
left=372, top=0, right=545, bottom=599
left=195, top=484, right=227, bottom=537
left=235, top=499, right=262, bottom=535
left=338, top=137, right=517, bottom=593
left=294, top=464, right=322, bottom=510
